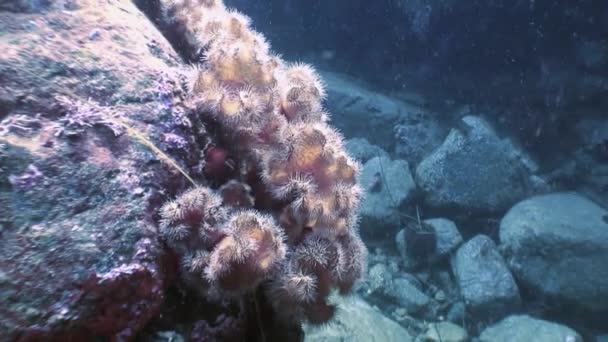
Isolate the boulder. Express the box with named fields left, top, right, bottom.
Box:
left=303, top=295, right=413, bottom=342
left=416, top=115, right=537, bottom=212
left=451, top=235, right=520, bottom=321
left=0, top=0, right=189, bottom=339
left=393, top=112, right=447, bottom=166
left=478, top=315, right=582, bottom=342
left=499, top=192, right=608, bottom=313
left=345, top=138, right=390, bottom=163
left=360, top=156, right=416, bottom=236
left=322, top=71, right=423, bottom=150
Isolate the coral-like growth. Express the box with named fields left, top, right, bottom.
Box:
left=159, top=0, right=368, bottom=328
left=159, top=186, right=227, bottom=291
left=266, top=230, right=367, bottom=324
left=206, top=210, right=286, bottom=292
left=278, top=63, right=327, bottom=123
left=160, top=188, right=286, bottom=295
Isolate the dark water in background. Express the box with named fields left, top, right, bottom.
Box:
left=224, top=0, right=608, bottom=339
left=229, top=0, right=608, bottom=159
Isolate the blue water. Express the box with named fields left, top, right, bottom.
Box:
left=1, top=0, right=607, bottom=341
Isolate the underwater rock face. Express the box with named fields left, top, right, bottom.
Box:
left=0, top=0, right=190, bottom=339
left=303, top=295, right=413, bottom=342
left=416, top=115, right=537, bottom=212
left=500, top=192, right=608, bottom=313
left=359, top=156, right=416, bottom=236
left=451, top=235, right=521, bottom=322
left=478, top=315, right=582, bottom=342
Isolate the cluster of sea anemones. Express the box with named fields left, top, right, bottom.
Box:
left=159, top=0, right=367, bottom=325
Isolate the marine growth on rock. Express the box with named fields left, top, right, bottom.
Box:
left=158, top=0, right=368, bottom=327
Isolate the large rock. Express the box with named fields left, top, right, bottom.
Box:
left=303, top=295, right=413, bottom=342
left=359, top=156, right=416, bottom=236
left=322, top=71, right=424, bottom=150
left=478, top=315, right=582, bottom=342
left=0, top=1, right=200, bottom=339
left=499, top=192, right=608, bottom=313
left=393, top=112, right=447, bottom=166
left=451, top=235, right=520, bottom=321
left=415, top=115, right=538, bottom=212
left=345, top=138, right=390, bottom=164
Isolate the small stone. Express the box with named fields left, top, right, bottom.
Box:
left=446, top=302, right=465, bottom=324
left=387, top=277, right=431, bottom=314
left=434, top=290, right=446, bottom=302
left=393, top=308, right=408, bottom=322
left=88, top=29, right=101, bottom=40
left=367, top=263, right=392, bottom=294
left=425, top=218, right=463, bottom=258
left=388, top=259, right=400, bottom=274
left=396, top=218, right=463, bottom=269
